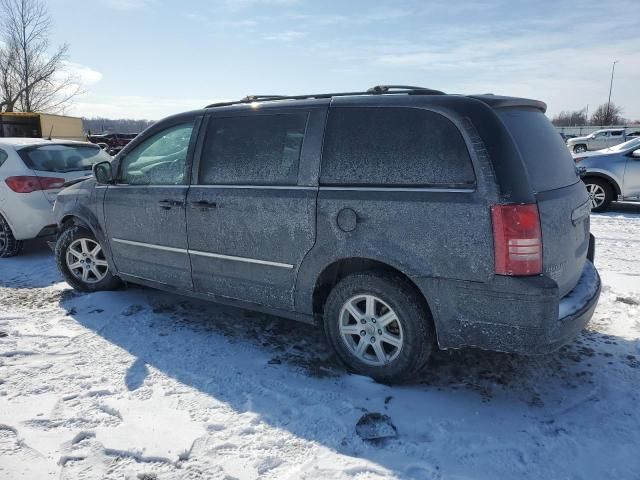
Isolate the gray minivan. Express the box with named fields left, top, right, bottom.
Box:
left=53, top=86, right=601, bottom=382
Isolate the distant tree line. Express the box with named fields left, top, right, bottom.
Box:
left=83, top=117, right=155, bottom=134
left=552, top=102, right=638, bottom=127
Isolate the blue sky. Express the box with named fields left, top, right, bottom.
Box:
left=48, top=0, right=640, bottom=120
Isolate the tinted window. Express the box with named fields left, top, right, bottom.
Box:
left=120, top=122, right=193, bottom=185
left=0, top=149, right=7, bottom=168
left=498, top=109, right=578, bottom=192
left=610, top=131, right=623, bottom=137
left=320, top=107, right=475, bottom=186
left=199, top=113, right=308, bottom=186
left=19, top=144, right=111, bottom=173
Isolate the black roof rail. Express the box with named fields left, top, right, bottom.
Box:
left=205, top=85, right=445, bottom=109
left=366, top=85, right=445, bottom=95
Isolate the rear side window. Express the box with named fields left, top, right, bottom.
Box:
left=320, top=107, right=475, bottom=186
left=498, top=109, right=578, bottom=192
left=0, top=149, right=7, bottom=168
left=199, top=113, right=308, bottom=186
left=19, top=144, right=111, bottom=173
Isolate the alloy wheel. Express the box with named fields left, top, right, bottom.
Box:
left=338, top=294, right=404, bottom=366
left=66, top=238, right=109, bottom=284
left=586, top=183, right=606, bottom=209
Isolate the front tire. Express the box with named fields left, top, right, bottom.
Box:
left=0, top=214, right=23, bottom=258
left=573, top=144, right=587, bottom=154
left=584, top=178, right=613, bottom=212
left=324, top=272, right=434, bottom=383
left=55, top=226, right=120, bottom=292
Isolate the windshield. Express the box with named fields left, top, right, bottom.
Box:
left=19, top=144, right=111, bottom=173
left=606, top=137, right=640, bottom=153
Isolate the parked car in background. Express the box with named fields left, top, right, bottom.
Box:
left=567, top=129, right=630, bottom=153
left=559, top=132, right=577, bottom=143
left=575, top=137, right=640, bottom=212
left=53, top=86, right=600, bottom=382
left=88, top=132, right=138, bottom=156
left=0, top=138, right=111, bottom=257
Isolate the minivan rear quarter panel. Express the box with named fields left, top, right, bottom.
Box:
left=295, top=98, right=501, bottom=321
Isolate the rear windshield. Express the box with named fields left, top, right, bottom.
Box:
left=19, top=144, right=111, bottom=173
left=498, top=109, right=578, bottom=192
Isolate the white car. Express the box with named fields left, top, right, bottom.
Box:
left=0, top=138, right=111, bottom=257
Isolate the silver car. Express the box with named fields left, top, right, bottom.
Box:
left=567, top=129, right=628, bottom=154
left=576, top=138, right=640, bottom=211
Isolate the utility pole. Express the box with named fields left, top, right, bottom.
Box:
left=585, top=104, right=589, bottom=128
left=606, top=60, right=618, bottom=125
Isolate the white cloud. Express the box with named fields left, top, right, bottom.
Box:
left=264, top=30, right=305, bottom=41
left=62, top=62, right=103, bottom=85
left=105, top=0, right=154, bottom=10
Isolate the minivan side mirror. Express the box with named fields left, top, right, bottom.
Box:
left=632, top=150, right=640, bottom=159
left=93, top=161, right=113, bottom=184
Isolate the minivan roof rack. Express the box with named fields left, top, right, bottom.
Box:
left=205, top=85, right=446, bottom=109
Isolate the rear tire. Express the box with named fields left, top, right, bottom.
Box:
left=584, top=178, right=613, bottom=212
left=0, top=214, right=23, bottom=258
left=55, top=225, right=121, bottom=292
left=323, top=272, right=434, bottom=383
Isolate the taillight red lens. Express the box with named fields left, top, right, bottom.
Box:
left=5, top=176, right=65, bottom=193
left=491, top=203, right=542, bottom=276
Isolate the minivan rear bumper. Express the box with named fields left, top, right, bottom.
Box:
left=416, top=259, right=601, bottom=355
left=536, top=260, right=600, bottom=353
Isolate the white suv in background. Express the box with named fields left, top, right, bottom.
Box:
left=0, top=138, right=111, bottom=257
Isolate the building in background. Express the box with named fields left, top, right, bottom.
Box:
left=0, top=112, right=84, bottom=141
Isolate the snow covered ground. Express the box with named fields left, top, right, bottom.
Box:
left=1, top=205, right=639, bottom=480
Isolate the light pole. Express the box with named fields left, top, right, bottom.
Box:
left=606, top=60, right=619, bottom=124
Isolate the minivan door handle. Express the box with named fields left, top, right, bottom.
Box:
left=158, top=199, right=184, bottom=209
left=189, top=200, right=217, bottom=209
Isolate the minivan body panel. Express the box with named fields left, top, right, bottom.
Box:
left=185, top=105, right=327, bottom=310
left=496, top=108, right=588, bottom=297
left=186, top=185, right=317, bottom=310
left=103, top=185, right=192, bottom=290
left=295, top=189, right=494, bottom=315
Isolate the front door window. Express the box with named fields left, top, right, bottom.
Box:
left=119, top=123, right=194, bottom=185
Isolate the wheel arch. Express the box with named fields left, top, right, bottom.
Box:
left=60, top=213, right=92, bottom=231
left=582, top=172, right=621, bottom=196
left=311, top=257, right=434, bottom=323
left=0, top=207, right=17, bottom=236
left=58, top=212, right=116, bottom=271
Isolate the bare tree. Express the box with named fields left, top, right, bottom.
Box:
left=552, top=109, right=588, bottom=127
left=0, top=0, right=80, bottom=113
left=590, top=102, right=624, bottom=126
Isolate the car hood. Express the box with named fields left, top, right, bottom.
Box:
left=568, top=135, right=590, bottom=144
left=572, top=149, right=609, bottom=159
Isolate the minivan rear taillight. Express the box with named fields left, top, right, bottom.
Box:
left=5, top=176, right=66, bottom=193
left=491, top=203, right=542, bottom=276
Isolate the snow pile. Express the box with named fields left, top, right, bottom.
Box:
left=1, top=205, right=640, bottom=479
